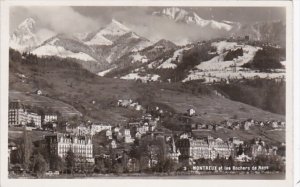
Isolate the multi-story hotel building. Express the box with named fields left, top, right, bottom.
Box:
left=9, top=101, right=28, bottom=126
left=9, top=101, right=42, bottom=128
left=45, top=133, right=94, bottom=163
left=176, top=136, right=234, bottom=160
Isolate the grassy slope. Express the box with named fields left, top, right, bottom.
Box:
left=9, top=91, right=82, bottom=117
left=9, top=58, right=284, bottom=125
left=133, top=83, right=284, bottom=122
left=8, top=127, right=55, bottom=142
left=10, top=60, right=143, bottom=124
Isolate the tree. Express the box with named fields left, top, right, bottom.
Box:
left=30, top=153, right=49, bottom=178
left=227, top=155, right=235, bottom=167
left=139, top=155, right=150, bottom=172
left=112, top=163, right=124, bottom=174
left=236, top=144, right=244, bottom=156
left=94, top=159, right=107, bottom=173
left=242, top=47, right=284, bottom=70
left=65, top=149, right=76, bottom=174
left=20, top=128, right=33, bottom=170
left=49, top=154, right=65, bottom=172
left=154, top=158, right=177, bottom=173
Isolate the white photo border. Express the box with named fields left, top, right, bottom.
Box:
left=0, top=1, right=294, bottom=187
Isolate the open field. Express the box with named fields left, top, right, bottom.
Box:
left=9, top=91, right=82, bottom=117
left=8, top=127, right=55, bottom=142
left=132, top=83, right=284, bottom=123
left=153, top=89, right=284, bottom=122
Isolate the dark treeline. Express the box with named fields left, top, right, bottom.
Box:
left=214, top=78, right=285, bottom=115
left=224, top=48, right=243, bottom=61
left=9, top=48, right=97, bottom=80
left=243, top=46, right=285, bottom=71
left=170, top=44, right=217, bottom=82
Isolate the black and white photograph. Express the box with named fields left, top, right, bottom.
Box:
left=1, top=1, right=294, bottom=184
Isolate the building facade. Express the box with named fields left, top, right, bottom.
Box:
left=9, top=101, right=42, bottom=128
left=8, top=101, right=27, bottom=126
left=27, top=112, right=42, bottom=129
left=176, top=136, right=234, bottom=161
left=44, top=114, right=58, bottom=123
left=45, top=133, right=94, bottom=163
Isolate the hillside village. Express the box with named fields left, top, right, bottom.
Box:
left=8, top=96, right=286, bottom=177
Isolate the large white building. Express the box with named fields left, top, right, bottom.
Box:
left=8, top=101, right=27, bottom=126
left=46, top=133, right=94, bottom=163
left=9, top=101, right=42, bottom=128
left=176, top=136, right=234, bottom=161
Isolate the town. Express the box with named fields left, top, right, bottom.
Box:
left=8, top=99, right=286, bottom=178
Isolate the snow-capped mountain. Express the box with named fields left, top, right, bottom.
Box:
left=85, top=34, right=113, bottom=46
left=30, top=34, right=110, bottom=73
left=10, top=16, right=285, bottom=79
left=101, top=31, right=152, bottom=63
left=31, top=34, right=96, bottom=62
left=84, top=19, right=131, bottom=46
left=121, top=39, right=178, bottom=66
left=10, top=18, right=40, bottom=52
left=150, top=46, right=192, bottom=69
left=102, top=39, right=179, bottom=77
left=100, top=19, right=131, bottom=40
left=82, top=19, right=152, bottom=63
left=73, top=32, right=89, bottom=41
left=153, top=7, right=235, bottom=31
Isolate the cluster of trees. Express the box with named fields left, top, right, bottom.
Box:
left=9, top=48, right=97, bottom=80
left=223, top=48, right=243, bottom=61
left=91, top=132, right=181, bottom=175
left=242, top=46, right=285, bottom=70
left=169, top=44, right=217, bottom=82
left=180, top=81, right=213, bottom=95
left=10, top=128, right=48, bottom=177
left=215, top=78, right=285, bottom=114
left=9, top=128, right=93, bottom=177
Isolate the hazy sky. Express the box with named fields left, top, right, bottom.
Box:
left=10, top=6, right=286, bottom=43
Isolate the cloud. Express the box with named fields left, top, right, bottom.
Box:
left=10, top=6, right=229, bottom=44
left=110, top=8, right=227, bottom=44
left=36, top=28, right=56, bottom=42
left=70, top=7, right=229, bottom=44
left=24, top=6, right=99, bottom=34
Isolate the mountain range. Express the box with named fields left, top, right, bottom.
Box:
left=152, top=7, right=238, bottom=31
left=9, top=7, right=285, bottom=75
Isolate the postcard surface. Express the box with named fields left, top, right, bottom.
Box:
left=0, top=1, right=294, bottom=187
